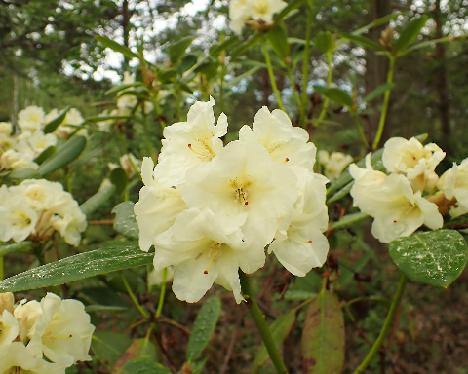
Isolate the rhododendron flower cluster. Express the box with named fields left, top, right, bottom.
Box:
left=318, top=150, right=354, bottom=179
left=0, top=292, right=94, bottom=374
left=0, top=179, right=87, bottom=246
left=0, top=105, right=84, bottom=171
left=437, top=158, right=468, bottom=217
left=349, top=136, right=455, bottom=243
left=229, top=0, right=287, bottom=34
left=135, top=98, right=329, bottom=303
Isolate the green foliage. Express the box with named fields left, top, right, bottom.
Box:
left=393, top=16, right=429, bottom=55
left=112, top=202, right=139, bottom=239
left=186, top=296, right=222, bottom=361
left=253, top=309, right=296, bottom=372
left=122, top=359, right=171, bottom=374
left=0, top=241, right=152, bottom=292
left=389, top=230, right=468, bottom=287
left=301, top=290, right=345, bottom=374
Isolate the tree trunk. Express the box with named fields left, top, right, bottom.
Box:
left=122, top=0, right=131, bottom=73
left=433, top=0, right=451, bottom=148
left=365, top=0, right=391, bottom=145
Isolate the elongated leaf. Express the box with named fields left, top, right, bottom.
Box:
left=340, top=33, right=382, bottom=51
left=43, top=107, right=69, bottom=133
left=166, top=36, right=194, bottom=63
left=267, top=25, right=290, bottom=59
left=314, top=86, right=353, bottom=107
left=364, top=83, right=394, bottom=103
left=112, top=202, right=138, bottom=239
left=301, top=290, right=345, bottom=374
left=97, top=35, right=139, bottom=60
left=123, top=359, right=171, bottom=374
left=330, top=212, right=369, bottom=231
left=404, top=34, right=468, bottom=55
left=393, top=16, right=428, bottom=54
left=253, top=309, right=296, bottom=371
left=352, top=13, right=398, bottom=35
left=186, top=296, right=222, bottom=361
left=389, top=230, right=468, bottom=288
left=314, top=31, right=334, bottom=55
left=0, top=241, right=152, bottom=292
left=80, top=183, right=117, bottom=217
left=38, top=135, right=87, bottom=176
left=34, top=145, right=56, bottom=165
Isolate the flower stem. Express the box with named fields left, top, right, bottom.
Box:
left=240, top=272, right=288, bottom=374
left=300, top=3, right=313, bottom=124
left=262, top=44, right=286, bottom=112
left=123, top=275, right=149, bottom=319
left=316, top=50, right=333, bottom=127
left=0, top=255, right=3, bottom=281
left=155, top=268, right=168, bottom=318
left=353, top=274, right=407, bottom=374
left=371, top=55, right=396, bottom=150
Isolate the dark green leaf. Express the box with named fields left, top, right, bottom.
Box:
left=186, top=296, right=222, bottom=361
left=97, top=35, right=139, bottom=60
left=43, top=106, right=69, bottom=133
left=80, top=183, right=117, bottom=217
left=122, top=359, right=171, bottom=374
left=110, top=168, right=128, bottom=195
left=314, top=31, right=334, bottom=55
left=389, top=230, right=468, bottom=288
left=34, top=146, right=56, bottom=165
left=112, top=202, right=138, bottom=239
left=0, top=241, right=152, bottom=292
left=330, top=212, right=369, bottom=231
left=253, top=309, right=296, bottom=371
left=38, top=135, right=87, bottom=176
left=92, top=331, right=132, bottom=367
left=301, top=290, right=345, bottom=374
left=363, top=83, right=394, bottom=103
left=393, top=16, right=428, bottom=54
left=404, top=34, right=468, bottom=55
left=166, top=36, right=194, bottom=63
left=314, top=86, right=353, bottom=107
left=177, top=54, right=198, bottom=73
left=267, top=25, right=290, bottom=59
left=340, top=33, right=382, bottom=51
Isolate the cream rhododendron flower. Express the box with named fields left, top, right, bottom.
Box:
left=135, top=100, right=329, bottom=304
left=0, top=180, right=87, bottom=245
left=350, top=161, right=443, bottom=243
left=269, top=172, right=329, bottom=276
left=0, top=149, right=37, bottom=170
left=0, top=199, right=39, bottom=243
left=0, top=342, right=40, bottom=373
left=239, top=106, right=316, bottom=170
left=318, top=150, right=354, bottom=179
left=18, top=106, right=46, bottom=132
left=154, top=97, right=227, bottom=187
left=15, top=293, right=95, bottom=367
left=438, top=158, right=468, bottom=217
left=16, top=131, right=58, bottom=155
left=181, top=139, right=296, bottom=247
left=0, top=122, right=12, bottom=134
left=154, top=208, right=264, bottom=303
left=229, top=0, right=287, bottom=34
left=0, top=292, right=15, bottom=313
left=135, top=157, right=186, bottom=252
left=0, top=310, right=19, bottom=347
left=382, top=136, right=445, bottom=192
